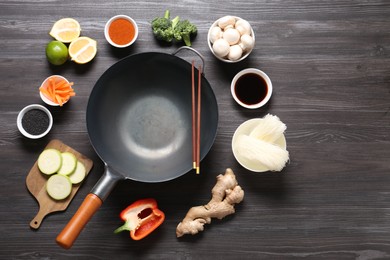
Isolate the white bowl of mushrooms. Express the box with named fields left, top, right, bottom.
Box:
left=208, top=16, right=255, bottom=63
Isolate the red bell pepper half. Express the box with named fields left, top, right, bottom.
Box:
left=114, top=198, right=165, bottom=240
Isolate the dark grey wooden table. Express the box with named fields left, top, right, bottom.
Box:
left=1, top=1, right=390, bottom=259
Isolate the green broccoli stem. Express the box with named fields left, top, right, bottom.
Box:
left=183, top=34, right=192, bottom=46
left=172, top=16, right=180, bottom=29
left=164, top=10, right=170, bottom=19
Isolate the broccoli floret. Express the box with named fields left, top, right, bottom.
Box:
left=151, top=10, right=179, bottom=43
left=173, top=20, right=197, bottom=46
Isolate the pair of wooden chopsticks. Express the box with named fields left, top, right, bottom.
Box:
left=192, top=61, right=202, bottom=174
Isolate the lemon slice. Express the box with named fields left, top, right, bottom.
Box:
left=49, top=18, right=81, bottom=43
left=68, top=36, right=97, bottom=64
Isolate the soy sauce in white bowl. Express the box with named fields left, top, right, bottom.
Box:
left=234, top=73, right=268, bottom=106
left=231, top=68, right=273, bottom=109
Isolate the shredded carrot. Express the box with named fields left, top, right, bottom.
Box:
left=40, top=87, right=53, bottom=100
left=46, top=80, right=53, bottom=97
left=49, top=78, right=56, bottom=93
left=40, top=76, right=76, bottom=105
left=55, top=89, right=72, bottom=94
left=55, top=94, right=63, bottom=106
left=56, top=80, right=68, bottom=89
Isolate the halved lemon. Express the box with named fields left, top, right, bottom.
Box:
left=68, top=36, right=97, bottom=64
left=49, top=18, right=81, bottom=43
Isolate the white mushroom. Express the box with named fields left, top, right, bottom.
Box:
left=217, top=16, right=236, bottom=30
left=223, top=28, right=240, bottom=45
left=212, top=38, right=230, bottom=58
left=239, top=34, right=254, bottom=52
left=209, top=26, right=223, bottom=44
left=228, top=45, right=243, bottom=61
left=225, top=24, right=234, bottom=30
left=235, top=19, right=252, bottom=36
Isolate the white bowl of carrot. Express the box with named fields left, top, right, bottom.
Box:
left=39, top=75, right=75, bottom=106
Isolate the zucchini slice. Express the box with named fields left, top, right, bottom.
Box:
left=57, top=152, right=77, bottom=176
left=68, top=160, right=86, bottom=184
left=37, top=149, right=62, bottom=175
left=46, top=174, right=72, bottom=200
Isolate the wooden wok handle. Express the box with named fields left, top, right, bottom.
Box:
left=56, top=193, right=102, bottom=249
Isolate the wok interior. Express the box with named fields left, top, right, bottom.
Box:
left=87, top=53, right=218, bottom=182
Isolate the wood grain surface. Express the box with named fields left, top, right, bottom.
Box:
left=1, top=0, right=390, bottom=259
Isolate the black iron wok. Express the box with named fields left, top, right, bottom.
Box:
left=56, top=47, right=218, bottom=248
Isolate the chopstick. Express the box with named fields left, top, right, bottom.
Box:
left=196, top=64, right=202, bottom=174
left=191, top=61, right=196, bottom=170
left=191, top=61, right=202, bottom=174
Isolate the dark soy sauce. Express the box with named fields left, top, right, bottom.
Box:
left=234, top=73, right=268, bottom=105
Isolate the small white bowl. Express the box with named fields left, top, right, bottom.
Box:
left=17, top=104, right=53, bottom=139
left=232, top=118, right=286, bottom=172
left=39, top=75, right=70, bottom=106
left=207, top=16, right=255, bottom=63
left=104, top=15, right=138, bottom=48
left=231, top=68, right=273, bottom=109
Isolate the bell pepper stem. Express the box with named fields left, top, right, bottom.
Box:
left=113, top=221, right=131, bottom=234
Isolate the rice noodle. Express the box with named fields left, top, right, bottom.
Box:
left=249, top=114, right=286, bottom=144
left=236, top=134, right=289, bottom=171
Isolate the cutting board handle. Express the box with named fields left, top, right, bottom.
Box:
left=30, top=206, right=47, bottom=229
left=56, top=193, right=102, bottom=249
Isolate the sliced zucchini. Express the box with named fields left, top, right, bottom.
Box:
left=46, top=174, right=72, bottom=200
left=68, top=160, right=86, bottom=184
left=37, top=149, right=62, bottom=175
left=57, top=152, right=77, bottom=176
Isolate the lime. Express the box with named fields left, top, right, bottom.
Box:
left=46, top=41, right=68, bottom=65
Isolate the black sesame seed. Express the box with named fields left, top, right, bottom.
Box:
left=21, top=109, right=50, bottom=135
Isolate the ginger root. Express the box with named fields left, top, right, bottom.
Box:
left=176, top=168, right=244, bottom=237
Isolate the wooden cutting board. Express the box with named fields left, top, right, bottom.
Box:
left=26, top=139, right=93, bottom=229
